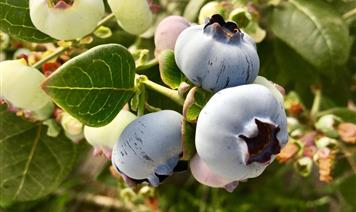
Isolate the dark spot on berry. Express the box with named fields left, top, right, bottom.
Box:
left=143, top=154, right=154, bottom=162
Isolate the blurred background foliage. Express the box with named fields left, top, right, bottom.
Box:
left=0, top=0, right=355, bottom=211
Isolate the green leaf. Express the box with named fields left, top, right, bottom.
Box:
left=42, top=44, right=136, bottom=127
left=183, top=87, right=212, bottom=123
left=270, top=0, right=352, bottom=73
left=273, top=39, right=319, bottom=84
left=159, top=50, right=185, bottom=89
left=338, top=175, right=356, bottom=207
left=0, top=105, right=77, bottom=206
left=0, top=0, right=53, bottom=43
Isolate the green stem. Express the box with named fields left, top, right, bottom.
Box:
left=305, top=196, right=330, bottom=208
left=32, top=46, right=68, bottom=69
left=139, top=75, right=185, bottom=106
left=315, top=108, right=337, bottom=118
left=310, top=88, right=321, bottom=123
left=137, top=85, right=146, bottom=117
left=95, top=13, right=116, bottom=31
left=343, top=7, right=356, bottom=19
left=145, top=103, right=161, bottom=112
left=136, top=58, right=159, bottom=73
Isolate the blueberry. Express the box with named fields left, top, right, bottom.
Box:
left=195, top=84, right=288, bottom=181
left=154, top=16, right=191, bottom=56
left=112, top=110, right=183, bottom=186
left=175, top=14, right=259, bottom=93
left=190, top=154, right=238, bottom=192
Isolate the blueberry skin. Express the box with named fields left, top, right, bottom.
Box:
left=112, top=110, right=183, bottom=186
left=195, top=84, right=288, bottom=181
left=174, top=17, right=259, bottom=93
left=190, top=154, right=238, bottom=192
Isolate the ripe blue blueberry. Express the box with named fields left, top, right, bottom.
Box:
left=112, top=110, right=183, bottom=186
left=190, top=154, right=238, bottom=192
left=175, top=14, right=259, bottom=93
left=195, top=84, right=288, bottom=181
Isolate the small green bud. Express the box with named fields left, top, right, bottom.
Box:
left=229, top=8, right=251, bottom=28
left=0, top=32, right=10, bottom=49
left=294, top=157, right=313, bottom=177
left=315, top=115, right=342, bottom=138
left=61, top=112, right=84, bottom=142
left=315, top=137, right=338, bottom=150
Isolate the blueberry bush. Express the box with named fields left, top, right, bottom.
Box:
left=0, top=0, right=355, bottom=211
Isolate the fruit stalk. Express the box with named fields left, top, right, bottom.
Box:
left=310, top=88, right=321, bottom=124
left=32, top=46, right=68, bottom=69
left=343, top=7, right=356, bottom=19
left=139, top=75, right=185, bottom=106
left=138, top=84, right=146, bottom=117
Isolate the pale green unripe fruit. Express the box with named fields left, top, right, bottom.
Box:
left=253, top=76, right=284, bottom=106
left=198, top=1, right=227, bottom=25
left=84, top=110, right=137, bottom=149
left=0, top=60, right=52, bottom=111
left=108, top=0, right=153, bottom=35
left=29, top=0, right=105, bottom=40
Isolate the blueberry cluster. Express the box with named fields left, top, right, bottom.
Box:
left=111, top=14, right=288, bottom=191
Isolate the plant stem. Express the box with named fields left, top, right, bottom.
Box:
left=95, top=13, right=116, bottom=30
left=32, top=46, right=68, bottom=69
left=305, top=196, right=330, bottom=208
left=145, top=103, right=161, bottom=112
left=343, top=7, right=356, bottom=19
left=310, top=88, right=321, bottom=123
left=315, top=108, right=338, bottom=118
left=139, top=75, right=185, bottom=106
left=136, top=58, right=159, bottom=73
left=137, top=84, right=146, bottom=117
